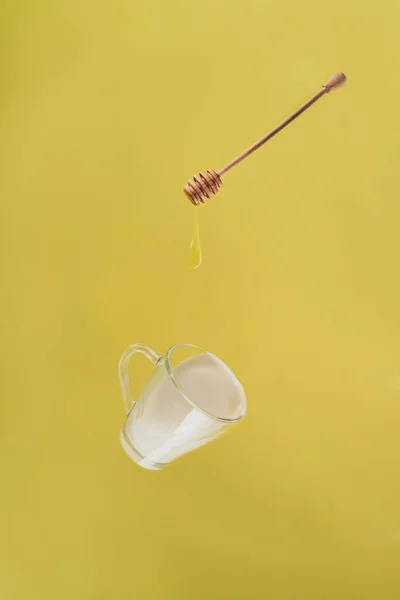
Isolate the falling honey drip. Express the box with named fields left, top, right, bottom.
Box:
left=187, top=208, right=202, bottom=269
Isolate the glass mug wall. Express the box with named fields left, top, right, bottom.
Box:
left=118, top=343, right=246, bottom=470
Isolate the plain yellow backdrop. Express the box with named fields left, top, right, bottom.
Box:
left=1, top=1, right=400, bottom=598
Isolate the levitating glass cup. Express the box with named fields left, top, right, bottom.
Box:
left=118, top=343, right=246, bottom=470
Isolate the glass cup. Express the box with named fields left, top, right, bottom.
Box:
left=118, top=343, right=246, bottom=470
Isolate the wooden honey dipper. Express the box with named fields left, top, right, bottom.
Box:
left=184, top=72, right=346, bottom=205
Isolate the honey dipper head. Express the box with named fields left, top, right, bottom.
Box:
left=184, top=169, right=222, bottom=205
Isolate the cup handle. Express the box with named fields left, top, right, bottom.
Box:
left=118, top=343, right=160, bottom=415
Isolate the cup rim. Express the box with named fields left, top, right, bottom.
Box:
left=164, top=343, right=246, bottom=424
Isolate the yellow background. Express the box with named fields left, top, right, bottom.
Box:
left=1, top=1, right=400, bottom=598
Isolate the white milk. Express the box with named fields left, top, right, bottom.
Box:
left=123, top=353, right=246, bottom=466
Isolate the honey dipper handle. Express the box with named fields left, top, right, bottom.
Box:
left=218, top=73, right=346, bottom=177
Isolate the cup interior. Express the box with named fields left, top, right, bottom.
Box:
left=165, top=344, right=246, bottom=422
